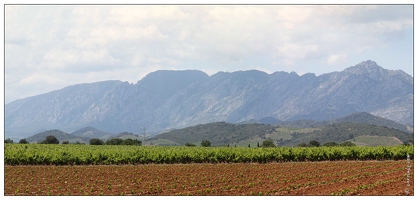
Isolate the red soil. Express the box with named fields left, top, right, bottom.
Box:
left=4, top=160, right=413, bottom=196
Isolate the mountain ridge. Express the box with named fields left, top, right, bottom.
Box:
left=5, top=60, right=413, bottom=139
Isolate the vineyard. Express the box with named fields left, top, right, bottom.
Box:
left=4, top=144, right=413, bottom=165
left=4, top=144, right=414, bottom=196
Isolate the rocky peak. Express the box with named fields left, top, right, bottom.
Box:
left=342, top=60, right=383, bottom=80
left=342, top=60, right=411, bottom=83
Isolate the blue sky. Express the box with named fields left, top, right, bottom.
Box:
left=4, top=4, right=413, bottom=104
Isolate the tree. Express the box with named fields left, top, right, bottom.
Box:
left=61, top=140, right=70, bottom=144
left=133, top=139, right=142, bottom=146
left=18, top=139, right=29, bottom=144
left=5, top=138, right=13, bottom=144
left=106, top=138, right=124, bottom=145
left=121, top=138, right=142, bottom=146
left=89, top=138, right=104, bottom=145
left=298, top=143, right=308, bottom=147
left=201, top=140, right=211, bottom=147
left=40, top=135, right=59, bottom=144
left=309, top=140, right=321, bottom=147
left=261, top=139, right=276, bottom=147
left=185, top=142, right=196, bottom=147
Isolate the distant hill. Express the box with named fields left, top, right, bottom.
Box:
left=26, top=129, right=91, bottom=144
left=279, top=122, right=413, bottom=147
left=71, top=126, right=115, bottom=140
left=273, top=112, right=412, bottom=132
left=150, top=122, right=276, bottom=146
left=114, top=132, right=143, bottom=140
left=334, top=112, right=412, bottom=133
left=26, top=129, right=145, bottom=144
left=151, top=119, right=412, bottom=147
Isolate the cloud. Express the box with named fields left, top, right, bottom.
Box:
left=326, top=54, right=348, bottom=65
left=19, top=73, right=70, bottom=86
left=41, top=48, right=120, bottom=71
left=5, top=5, right=413, bottom=103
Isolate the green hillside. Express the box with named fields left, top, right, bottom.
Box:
left=26, top=129, right=91, bottom=144
left=150, top=122, right=276, bottom=146
left=71, top=127, right=114, bottom=140
left=114, top=132, right=144, bottom=140
left=280, top=122, right=413, bottom=147
left=150, top=121, right=412, bottom=147
left=335, top=112, right=411, bottom=133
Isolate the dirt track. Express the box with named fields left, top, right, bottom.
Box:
left=5, top=160, right=413, bottom=196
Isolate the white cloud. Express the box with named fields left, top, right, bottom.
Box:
left=19, top=73, right=70, bottom=86
left=41, top=48, right=120, bottom=70
left=326, top=54, right=348, bottom=65
left=277, top=43, right=319, bottom=61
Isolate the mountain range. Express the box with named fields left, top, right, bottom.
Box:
left=5, top=60, right=413, bottom=140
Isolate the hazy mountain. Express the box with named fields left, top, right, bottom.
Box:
left=5, top=60, right=413, bottom=139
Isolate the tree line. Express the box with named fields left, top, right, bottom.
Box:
left=4, top=135, right=142, bottom=146
left=183, top=139, right=356, bottom=148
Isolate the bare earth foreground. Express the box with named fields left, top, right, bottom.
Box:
left=5, top=160, right=413, bottom=196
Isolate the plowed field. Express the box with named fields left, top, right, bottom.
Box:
left=5, top=160, right=413, bottom=196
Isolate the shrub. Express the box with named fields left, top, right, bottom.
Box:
left=309, top=140, right=321, bottom=147
left=18, top=139, right=29, bottom=144
left=185, top=142, right=196, bottom=147
left=61, top=140, right=70, bottom=144
left=40, top=135, right=59, bottom=144
left=201, top=140, right=211, bottom=147
left=121, top=138, right=142, bottom=146
left=261, top=139, right=276, bottom=147
left=105, top=138, right=124, bottom=145
left=5, top=138, right=14, bottom=144
left=89, top=138, right=104, bottom=145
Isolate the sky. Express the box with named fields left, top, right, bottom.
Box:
left=4, top=4, right=414, bottom=104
